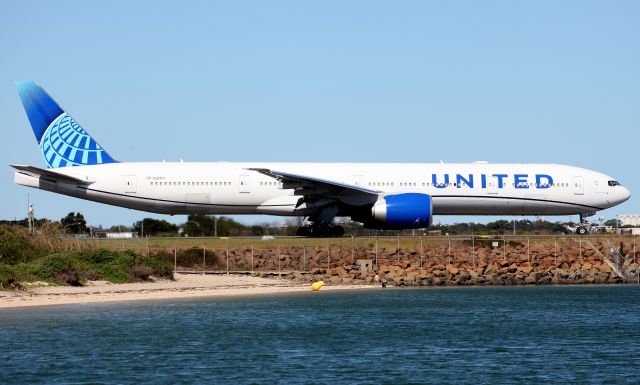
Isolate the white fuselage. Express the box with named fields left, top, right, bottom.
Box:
left=15, top=162, right=631, bottom=220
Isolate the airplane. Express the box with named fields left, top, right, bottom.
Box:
left=11, top=81, right=631, bottom=236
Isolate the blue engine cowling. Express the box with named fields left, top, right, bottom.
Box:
left=371, top=193, right=432, bottom=229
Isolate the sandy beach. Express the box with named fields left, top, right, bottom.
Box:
left=0, top=274, right=368, bottom=309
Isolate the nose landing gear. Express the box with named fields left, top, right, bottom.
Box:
left=576, top=212, right=596, bottom=235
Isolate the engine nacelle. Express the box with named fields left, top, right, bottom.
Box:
left=370, top=193, right=432, bottom=229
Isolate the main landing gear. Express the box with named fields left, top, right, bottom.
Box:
left=296, top=224, right=345, bottom=237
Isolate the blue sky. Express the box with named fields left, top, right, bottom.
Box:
left=1, top=0, right=638, bottom=227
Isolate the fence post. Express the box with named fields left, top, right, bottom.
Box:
left=278, top=247, right=281, bottom=272
left=634, top=236, right=636, bottom=264
left=579, top=237, right=583, bottom=260
left=351, top=236, right=355, bottom=263
left=554, top=236, right=558, bottom=266
left=251, top=245, right=254, bottom=272
left=527, top=237, right=530, bottom=263
left=448, top=236, right=451, bottom=265
left=146, top=236, right=149, bottom=257
left=375, top=237, right=378, bottom=267
left=397, top=236, right=400, bottom=264
left=326, top=242, right=330, bottom=270
left=420, top=237, right=423, bottom=268
left=472, top=236, right=475, bottom=268
left=226, top=248, right=229, bottom=275
left=503, top=236, right=506, bottom=262
left=303, top=246, right=306, bottom=271
left=202, top=247, right=206, bottom=271
left=174, top=246, right=177, bottom=272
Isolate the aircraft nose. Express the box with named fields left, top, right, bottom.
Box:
left=621, top=187, right=631, bottom=203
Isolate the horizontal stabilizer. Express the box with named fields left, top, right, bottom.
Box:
left=10, top=164, right=92, bottom=184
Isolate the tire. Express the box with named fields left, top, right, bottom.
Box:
left=296, top=227, right=311, bottom=236
left=331, top=226, right=345, bottom=237
left=576, top=226, right=588, bottom=235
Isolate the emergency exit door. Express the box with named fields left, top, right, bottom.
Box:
left=125, top=175, right=137, bottom=193
left=573, top=176, right=584, bottom=195
left=239, top=175, right=250, bottom=193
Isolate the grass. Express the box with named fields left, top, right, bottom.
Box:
left=86, top=234, right=637, bottom=254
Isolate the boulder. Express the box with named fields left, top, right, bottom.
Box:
left=599, top=264, right=613, bottom=274
left=519, top=266, right=533, bottom=275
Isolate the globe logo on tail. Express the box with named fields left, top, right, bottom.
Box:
left=40, top=113, right=113, bottom=168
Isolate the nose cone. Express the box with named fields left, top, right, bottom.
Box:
left=620, top=186, right=631, bottom=203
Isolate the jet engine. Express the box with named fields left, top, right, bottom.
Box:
left=369, top=193, right=432, bottom=229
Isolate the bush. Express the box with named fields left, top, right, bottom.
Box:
left=0, top=265, right=21, bottom=289
left=0, top=225, right=174, bottom=288
left=131, top=264, right=154, bottom=281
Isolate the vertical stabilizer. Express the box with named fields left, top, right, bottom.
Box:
left=14, top=81, right=117, bottom=168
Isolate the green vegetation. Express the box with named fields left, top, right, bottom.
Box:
left=0, top=225, right=173, bottom=290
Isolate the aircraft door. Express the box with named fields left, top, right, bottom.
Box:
left=125, top=175, right=137, bottom=193
left=573, top=176, right=584, bottom=195
left=487, top=176, right=498, bottom=194
left=353, top=175, right=365, bottom=187
left=239, top=175, right=250, bottom=193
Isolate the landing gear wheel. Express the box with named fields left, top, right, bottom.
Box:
left=576, top=226, right=588, bottom=235
left=331, top=226, right=345, bottom=237
left=296, top=226, right=311, bottom=236
left=297, top=225, right=345, bottom=237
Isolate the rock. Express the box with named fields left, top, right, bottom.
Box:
left=484, top=263, right=499, bottom=275
left=519, top=266, right=533, bottom=275
left=447, top=266, right=459, bottom=275
left=599, top=264, right=613, bottom=274
left=582, top=262, right=593, bottom=270
left=525, top=276, right=537, bottom=284
left=528, top=272, right=544, bottom=282
left=537, top=275, right=552, bottom=285
left=355, top=259, right=374, bottom=276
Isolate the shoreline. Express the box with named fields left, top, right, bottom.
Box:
left=2, top=274, right=637, bottom=310
left=0, top=274, right=372, bottom=309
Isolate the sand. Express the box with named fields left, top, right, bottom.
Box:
left=0, top=274, right=369, bottom=309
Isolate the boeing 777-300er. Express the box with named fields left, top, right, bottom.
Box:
left=11, top=81, right=631, bottom=235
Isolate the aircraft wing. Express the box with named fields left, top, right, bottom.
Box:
left=10, top=164, right=92, bottom=184
left=247, top=168, right=379, bottom=197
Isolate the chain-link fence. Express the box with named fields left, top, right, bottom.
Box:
left=84, top=235, right=639, bottom=274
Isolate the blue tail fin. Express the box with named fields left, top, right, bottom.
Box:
left=14, top=81, right=117, bottom=168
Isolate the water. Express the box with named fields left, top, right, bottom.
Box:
left=1, top=286, right=639, bottom=384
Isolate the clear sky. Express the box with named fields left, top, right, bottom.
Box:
left=1, top=0, right=638, bottom=228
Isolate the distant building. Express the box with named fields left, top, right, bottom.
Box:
left=618, top=215, right=640, bottom=227
left=94, top=232, right=137, bottom=239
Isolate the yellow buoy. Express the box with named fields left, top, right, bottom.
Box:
left=311, top=281, right=324, bottom=291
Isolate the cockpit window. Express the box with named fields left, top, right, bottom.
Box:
left=608, top=180, right=621, bottom=186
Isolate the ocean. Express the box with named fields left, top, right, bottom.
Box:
left=1, top=286, right=639, bottom=384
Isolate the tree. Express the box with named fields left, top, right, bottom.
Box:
left=604, top=219, right=621, bottom=227
left=60, top=212, right=88, bottom=234
left=133, top=218, right=178, bottom=236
